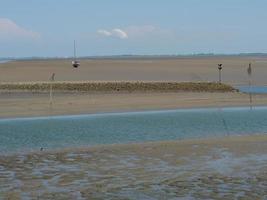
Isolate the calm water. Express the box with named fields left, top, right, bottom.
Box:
left=0, top=60, right=11, bottom=64
left=236, top=85, right=267, bottom=94
left=0, top=107, right=267, bottom=154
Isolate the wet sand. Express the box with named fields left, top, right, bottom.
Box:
left=1, top=91, right=267, bottom=118
left=1, top=56, right=267, bottom=85
left=0, top=135, right=266, bottom=199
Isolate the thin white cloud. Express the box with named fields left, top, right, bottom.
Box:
left=112, top=29, right=128, bottom=39
left=0, top=18, right=40, bottom=40
left=97, top=29, right=112, bottom=37
left=98, top=28, right=128, bottom=39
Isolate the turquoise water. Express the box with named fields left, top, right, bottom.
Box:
left=0, top=107, right=267, bottom=154
left=236, top=85, right=267, bottom=94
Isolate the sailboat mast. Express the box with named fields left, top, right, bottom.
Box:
left=74, top=40, right=76, bottom=60
left=72, top=40, right=80, bottom=68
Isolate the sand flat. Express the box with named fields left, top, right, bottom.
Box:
left=0, top=91, right=267, bottom=118
left=1, top=56, right=266, bottom=119
left=1, top=56, right=267, bottom=85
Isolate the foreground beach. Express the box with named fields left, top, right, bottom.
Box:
left=1, top=135, right=266, bottom=199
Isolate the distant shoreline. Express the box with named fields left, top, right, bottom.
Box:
left=2, top=53, right=267, bottom=61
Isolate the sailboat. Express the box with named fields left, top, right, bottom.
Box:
left=72, top=40, right=80, bottom=68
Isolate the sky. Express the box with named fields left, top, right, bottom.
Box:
left=1, top=0, right=267, bottom=57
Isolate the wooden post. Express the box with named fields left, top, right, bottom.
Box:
left=218, top=64, right=223, bottom=84
left=219, top=69, right=222, bottom=83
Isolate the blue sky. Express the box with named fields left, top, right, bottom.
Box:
left=1, top=0, right=267, bottom=57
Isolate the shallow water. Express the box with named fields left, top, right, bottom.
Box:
left=0, top=60, right=11, bottom=64
left=236, top=85, right=267, bottom=94
left=1, top=107, right=267, bottom=154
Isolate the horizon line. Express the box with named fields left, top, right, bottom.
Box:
left=1, top=53, right=267, bottom=60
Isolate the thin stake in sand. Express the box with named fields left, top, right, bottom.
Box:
left=49, top=73, right=55, bottom=107
left=247, top=63, right=252, bottom=109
